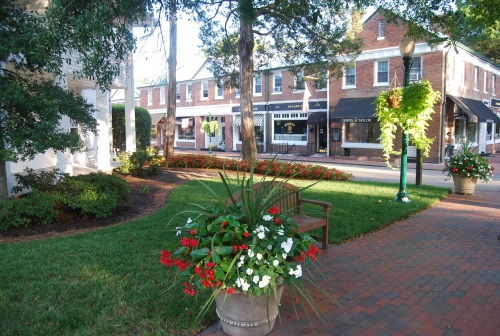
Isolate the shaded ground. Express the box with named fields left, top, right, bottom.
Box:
left=0, top=168, right=218, bottom=243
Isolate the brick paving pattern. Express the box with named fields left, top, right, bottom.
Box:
left=201, top=190, right=500, bottom=336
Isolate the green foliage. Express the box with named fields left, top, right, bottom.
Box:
left=115, top=148, right=165, bottom=176
left=0, top=192, right=58, bottom=231
left=112, top=105, right=152, bottom=151
left=375, top=80, right=441, bottom=165
left=11, top=168, right=69, bottom=194
left=54, top=172, right=130, bottom=218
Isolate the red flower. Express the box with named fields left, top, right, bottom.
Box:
left=269, top=206, right=280, bottom=215
left=222, top=221, right=227, bottom=227
left=206, top=262, right=215, bottom=268
left=160, top=250, right=174, bottom=266
left=274, top=217, right=282, bottom=225
left=243, top=232, right=250, bottom=237
left=190, top=229, right=196, bottom=235
left=226, top=287, right=235, bottom=295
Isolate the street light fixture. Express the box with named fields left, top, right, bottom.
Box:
left=395, top=37, right=415, bottom=203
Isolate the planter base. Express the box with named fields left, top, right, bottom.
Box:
left=452, top=174, right=477, bottom=195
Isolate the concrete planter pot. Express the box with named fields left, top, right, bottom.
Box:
left=215, top=281, right=284, bottom=336
left=452, top=174, right=477, bottom=195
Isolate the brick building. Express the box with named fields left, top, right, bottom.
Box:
left=138, top=9, right=500, bottom=163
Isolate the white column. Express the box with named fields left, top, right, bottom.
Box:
left=54, top=71, right=73, bottom=175
left=124, top=51, right=136, bottom=152
left=96, top=88, right=112, bottom=171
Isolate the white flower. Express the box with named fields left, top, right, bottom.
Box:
left=237, top=261, right=244, bottom=268
left=289, top=265, right=302, bottom=278
left=256, top=253, right=263, bottom=260
left=248, top=249, right=255, bottom=258
left=262, top=215, right=273, bottom=221
left=176, top=230, right=181, bottom=236
left=246, top=268, right=253, bottom=275
left=235, top=277, right=244, bottom=288
left=241, top=281, right=250, bottom=291
left=267, top=245, right=273, bottom=250
left=240, top=255, right=245, bottom=261
left=281, top=237, right=293, bottom=253
left=282, top=253, right=287, bottom=259
left=258, top=231, right=266, bottom=239
left=259, top=275, right=271, bottom=288
left=277, top=229, right=284, bottom=236
left=253, top=275, right=260, bottom=284
left=273, top=260, right=279, bottom=267
left=187, top=218, right=192, bottom=224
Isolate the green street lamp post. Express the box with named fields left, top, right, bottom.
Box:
left=208, top=112, right=213, bottom=154
left=395, top=37, right=415, bottom=203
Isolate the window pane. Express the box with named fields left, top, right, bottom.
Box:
left=255, top=75, right=262, bottom=94
left=345, top=122, right=381, bottom=143
left=295, top=75, right=305, bottom=90
left=346, top=67, right=356, bottom=86
left=377, top=61, right=388, bottom=83
left=273, top=119, right=308, bottom=141
left=274, top=74, right=282, bottom=92
left=409, top=57, right=421, bottom=81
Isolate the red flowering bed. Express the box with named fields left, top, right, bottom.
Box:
left=165, top=154, right=353, bottom=181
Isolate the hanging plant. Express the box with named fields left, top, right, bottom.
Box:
left=386, top=88, right=402, bottom=108
left=201, top=119, right=221, bottom=136
left=375, top=80, right=441, bottom=166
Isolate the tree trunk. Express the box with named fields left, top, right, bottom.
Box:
left=164, top=0, right=177, bottom=159
left=0, top=161, right=8, bottom=201
left=238, top=19, right=257, bottom=161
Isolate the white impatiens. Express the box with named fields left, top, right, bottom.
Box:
left=277, top=229, right=284, bottom=236
left=186, top=218, right=192, bottom=224
left=273, top=260, right=279, bottom=267
left=253, top=275, right=260, bottom=284
left=256, top=253, right=263, bottom=260
left=262, top=215, right=273, bottom=221
left=289, top=265, right=303, bottom=278
left=246, top=268, right=254, bottom=275
left=236, top=277, right=251, bottom=291
left=281, top=237, right=293, bottom=253
left=254, top=225, right=270, bottom=240
left=248, top=249, right=255, bottom=258
left=259, top=275, right=272, bottom=288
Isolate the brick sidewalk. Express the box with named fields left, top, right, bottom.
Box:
left=201, top=190, right=500, bottom=336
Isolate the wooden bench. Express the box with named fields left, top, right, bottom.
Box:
left=226, top=181, right=332, bottom=249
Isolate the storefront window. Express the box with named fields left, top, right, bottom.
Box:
left=237, top=126, right=264, bottom=143
left=496, top=123, right=500, bottom=139
left=177, top=117, right=195, bottom=140
left=345, top=122, right=381, bottom=143
left=273, top=119, right=307, bottom=142
left=487, top=123, right=493, bottom=141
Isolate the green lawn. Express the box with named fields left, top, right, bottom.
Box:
left=0, top=177, right=450, bottom=335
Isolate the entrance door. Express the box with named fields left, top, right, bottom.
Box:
left=317, top=125, right=328, bottom=153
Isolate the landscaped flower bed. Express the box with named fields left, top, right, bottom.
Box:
left=165, top=154, right=353, bottom=181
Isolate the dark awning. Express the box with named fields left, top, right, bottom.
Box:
left=448, top=95, right=500, bottom=123
left=330, top=97, right=377, bottom=123
left=307, top=112, right=327, bottom=125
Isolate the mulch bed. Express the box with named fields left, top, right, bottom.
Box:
left=0, top=168, right=219, bottom=243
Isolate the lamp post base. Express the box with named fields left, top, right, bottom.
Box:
left=394, top=193, right=411, bottom=203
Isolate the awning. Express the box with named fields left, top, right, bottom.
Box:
left=448, top=95, right=500, bottom=123
left=330, top=97, right=377, bottom=122
left=150, top=113, right=166, bottom=126
left=232, top=114, right=265, bottom=126
left=307, top=112, right=327, bottom=125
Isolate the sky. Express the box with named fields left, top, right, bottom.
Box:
left=133, top=17, right=204, bottom=84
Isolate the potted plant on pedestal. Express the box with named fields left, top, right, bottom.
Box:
left=160, top=165, right=333, bottom=335
left=443, top=139, right=494, bottom=194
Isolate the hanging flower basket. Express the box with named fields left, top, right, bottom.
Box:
left=386, top=89, right=401, bottom=108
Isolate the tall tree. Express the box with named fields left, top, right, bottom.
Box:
left=0, top=0, right=153, bottom=199
left=195, top=0, right=365, bottom=160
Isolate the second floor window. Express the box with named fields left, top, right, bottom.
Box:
left=254, top=75, right=262, bottom=95
left=376, top=60, right=389, bottom=84
left=484, top=71, right=488, bottom=93
left=493, top=75, right=497, bottom=95
left=274, top=73, right=282, bottom=93
left=378, top=20, right=385, bottom=38
left=176, top=85, right=180, bottom=101
left=345, top=66, right=356, bottom=86
left=186, top=84, right=192, bottom=101
left=294, top=73, right=305, bottom=91
left=409, top=57, right=422, bottom=82
left=160, top=87, right=165, bottom=104
left=147, top=88, right=152, bottom=105
left=216, top=81, right=224, bottom=98
left=202, top=82, right=209, bottom=99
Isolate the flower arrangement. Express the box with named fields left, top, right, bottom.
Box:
left=443, top=139, right=494, bottom=182
left=160, top=164, right=334, bottom=326
left=201, top=119, right=220, bottom=136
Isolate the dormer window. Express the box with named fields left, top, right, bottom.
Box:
left=378, top=20, right=385, bottom=40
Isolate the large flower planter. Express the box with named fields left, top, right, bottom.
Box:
left=452, top=174, right=477, bottom=195
left=215, top=282, right=284, bottom=336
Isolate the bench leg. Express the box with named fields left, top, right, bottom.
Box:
left=322, top=224, right=328, bottom=250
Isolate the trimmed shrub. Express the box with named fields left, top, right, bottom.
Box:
left=0, top=192, right=58, bottom=231
left=54, top=172, right=130, bottom=218
left=115, top=148, right=165, bottom=176
left=112, top=104, right=152, bottom=151
left=11, top=168, right=69, bottom=194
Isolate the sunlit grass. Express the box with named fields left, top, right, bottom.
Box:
left=0, top=178, right=450, bottom=335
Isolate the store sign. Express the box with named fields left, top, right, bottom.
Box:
left=269, top=101, right=327, bottom=111
left=284, top=122, right=296, bottom=133
left=231, top=104, right=267, bottom=113
left=491, top=98, right=500, bottom=108
left=340, top=118, right=374, bottom=123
